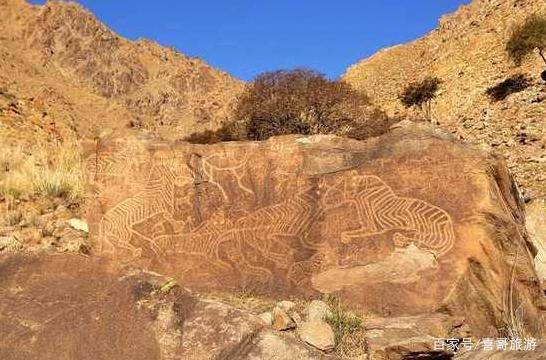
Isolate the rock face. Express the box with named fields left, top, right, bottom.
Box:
left=343, top=0, right=546, bottom=198
left=0, top=253, right=331, bottom=360
left=456, top=344, right=546, bottom=360
left=86, top=122, right=544, bottom=338
left=364, top=314, right=468, bottom=359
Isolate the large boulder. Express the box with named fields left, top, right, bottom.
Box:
left=86, top=122, right=545, bottom=338
left=0, top=254, right=332, bottom=360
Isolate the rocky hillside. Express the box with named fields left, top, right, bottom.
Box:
left=343, top=0, right=546, bottom=199
left=0, top=0, right=244, bottom=144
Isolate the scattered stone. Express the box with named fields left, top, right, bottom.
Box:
left=40, top=236, right=57, bottom=249
left=52, top=222, right=68, bottom=238
left=276, top=300, right=296, bottom=312
left=41, top=221, right=56, bottom=237
left=17, top=227, right=42, bottom=244
left=272, top=306, right=296, bottom=331
left=258, top=312, right=273, bottom=326
left=53, top=204, right=71, bottom=218
left=305, top=300, right=332, bottom=322
left=290, top=311, right=302, bottom=327
left=246, top=330, right=334, bottom=359
left=298, top=321, right=335, bottom=352
left=68, top=218, right=89, bottom=233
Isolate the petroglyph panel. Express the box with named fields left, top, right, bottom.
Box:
left=319, top=172, right=455, bottom=257
left=84, top=129, right=541, bottom=329
left=89, top=137, right=457, bottom=299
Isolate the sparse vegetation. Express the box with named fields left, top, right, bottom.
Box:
left=399, top=76, right=441, bottom=120
left=2, top=209, right=23, bottom=226
left=506, top=14, right=546, bottom=66
left=499, top=251, right=535, bottom=340
left=323, top=295, right=366, bottom=357
left=184, top=68, right=395, bottom=144
left=0, top=142, right=87, bottom=201
left=486, top=74, right=531, bottom=102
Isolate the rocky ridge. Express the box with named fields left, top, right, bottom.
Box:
left=0, top=0, right=244, bottom=144
left=343, top=0, right=546, bottom=198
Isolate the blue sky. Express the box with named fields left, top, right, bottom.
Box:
left=30, top=0, right=469, bottom=80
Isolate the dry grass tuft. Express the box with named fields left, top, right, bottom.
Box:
left=0, top=142, right=87, bottom=201
left=498, top=250, right=541, bottom=339
left=2, top=209, right=23, bottom=226
left=323, top=295, right=367, bottom=357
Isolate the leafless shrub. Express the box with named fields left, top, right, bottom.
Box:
left=184, top=68, right=395, bottom=143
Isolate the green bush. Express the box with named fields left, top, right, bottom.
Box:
left=323, top=295, right=366, bottom=357
left=506, top=14, right=546, bottom=66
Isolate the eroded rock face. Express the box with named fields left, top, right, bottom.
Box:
left=0, top=254, right=330, bottom=360
left=86, top=123, right=544, bottom=337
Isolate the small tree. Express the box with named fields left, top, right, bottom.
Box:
left=398, top=76, right=441, bottom=120
left=506, top=14, right=546, bottom=66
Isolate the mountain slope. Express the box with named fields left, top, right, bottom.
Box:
left=343, top=0, right=546, bottom=198
left=0, top=0, right=244, bottom=142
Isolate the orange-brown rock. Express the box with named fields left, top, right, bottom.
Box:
left=86, top=121, right=545, bottom=338
left=457, top=346, right=546, bottom=360
left=0, top=253, right=333, bottom=360
left=527, top=198, right=546, bottom=288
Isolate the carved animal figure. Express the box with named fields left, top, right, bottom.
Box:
left=98, top=163, right=185, bottom=257
left=157, top=188, right=320, bottom=286
left=321, top=174, right=455, bottom=257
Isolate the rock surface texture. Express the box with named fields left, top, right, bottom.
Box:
left=0, top=254, right=334, bottom=360
left=527, top=198, right=546, bottom=286
left=87, top=122, right=545, bottom=339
